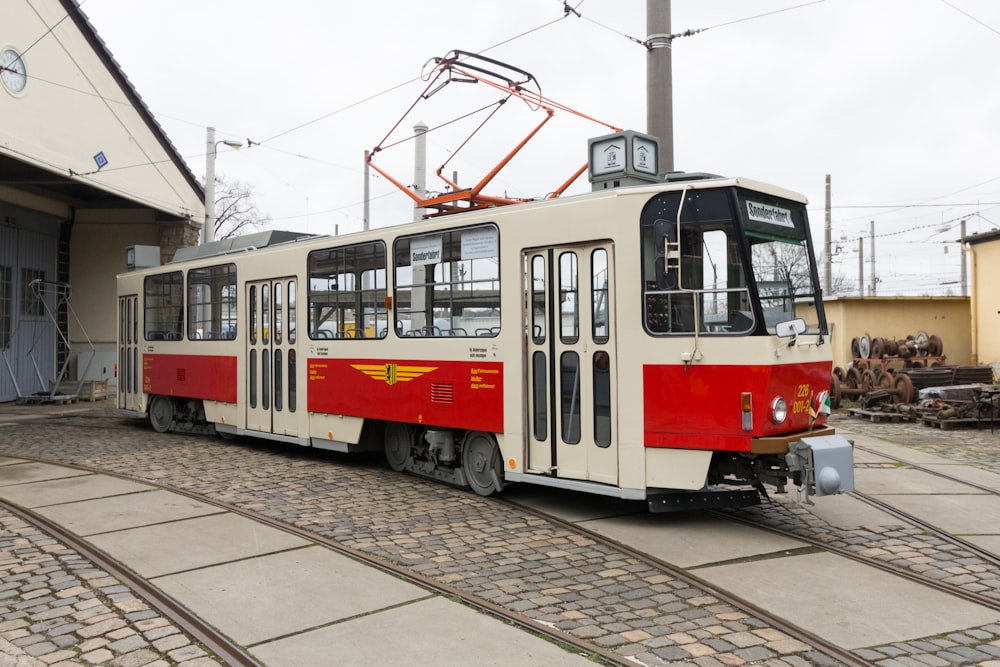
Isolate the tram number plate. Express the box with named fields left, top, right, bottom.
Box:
left=792, top=384, right=811, bottom=415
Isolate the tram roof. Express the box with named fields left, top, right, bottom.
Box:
left=156, top=174, right=808, bottom=268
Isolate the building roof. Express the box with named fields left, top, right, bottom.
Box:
left=0, top=0, right=204, bottom=218
left=60, top=0, right=203, bottom=199
left=962, top=228, right=1000, bottom=246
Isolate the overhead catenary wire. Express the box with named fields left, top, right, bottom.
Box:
left=556, top=0, right=827, bottom=49
left=938, top=0, right=1000, bottom=37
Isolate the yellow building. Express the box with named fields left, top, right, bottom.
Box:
left=1, top=0, right=203, bottom=401
left=823, top=296, right=971, bottom=371
left=964, top=229, right=1000, bottom=370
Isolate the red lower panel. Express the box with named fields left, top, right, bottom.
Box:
left=143, top=354, right=237, bottom=403
left=307, top=358, right=503, bottom=432
left=643, top=361, right=831, bottom=451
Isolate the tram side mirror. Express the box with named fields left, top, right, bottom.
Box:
left=775, top=318, right=807, bottom=338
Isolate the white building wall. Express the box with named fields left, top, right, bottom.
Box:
left=2, top=0, right=203, bottom=221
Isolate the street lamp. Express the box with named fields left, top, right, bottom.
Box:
left=203, top=126, right=243, bottom=244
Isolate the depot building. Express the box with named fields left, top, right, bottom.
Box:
left=1, top=0, right=203, bottom=402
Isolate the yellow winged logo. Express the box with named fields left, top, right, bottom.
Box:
left=351, top=363, right=438, bottom=386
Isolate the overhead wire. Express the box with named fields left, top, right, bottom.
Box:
left=938, top=0, right=1000, bottom=37
left=10, top=0, right=88, bottom=61
left=556, top=0, right=827, bottom=49
left=3, top=1, right=577, bottom=215
left=259, top=8, right=574, bottom=146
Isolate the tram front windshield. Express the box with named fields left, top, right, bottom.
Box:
left=640, top=187, right=825, bottom=336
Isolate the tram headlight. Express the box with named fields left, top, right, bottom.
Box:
left=770, top=397, right=788, bottom=425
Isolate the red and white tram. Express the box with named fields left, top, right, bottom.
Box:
left=117, top=163, right=854, bottom=510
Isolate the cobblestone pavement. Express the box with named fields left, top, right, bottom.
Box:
left=0, top=404, right=999, bottom=666
left=0, top=506, right=221, bottom=666
left=724, top=411, right=1000, bottom=666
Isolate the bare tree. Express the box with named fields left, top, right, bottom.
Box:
left=751, top=240, right=813, bottom=295
left=212, top=176, right=271, bottom=240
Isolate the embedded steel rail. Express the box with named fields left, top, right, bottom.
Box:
left=715, top=505, right=1000, bottom=614
left=713, top=464, right=1000, bottom=615
left=852, top=442, right=1000, bottom=571
left=0, top=456, right=628, bottom=667
left=501, top=497, right=874, bottom=667
left=713, top=443, right=1000, bottom=613
left=0, top=498, right=261, bottom=667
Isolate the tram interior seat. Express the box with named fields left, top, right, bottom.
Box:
left=147, top=332, right=166, bottom=340
left=449, top=328, right=467, bottom=336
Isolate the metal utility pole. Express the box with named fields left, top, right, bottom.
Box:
left=869, top=220, right=876, bottom=296
left=413, top=121, right=428, bottom=222
left=203, top=126, right=242, bottom=244
left=824, top=175, right=832, bottom=294
left=646, top=0, right=674, bottom=174
left=363, top=149, right=370, bottom=231
left=960, top=218, right=968, bottom=296
left=204, top=126, right=217, bottom=245
left=858, top=237, right=864, bottom=296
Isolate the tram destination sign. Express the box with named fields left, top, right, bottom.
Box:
left=746, top=201, right=794, bottom=228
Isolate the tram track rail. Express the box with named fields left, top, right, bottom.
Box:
left=7, top=410, right=991, bottom=667
left=500, top=496, right=872, bottom=667
left=852, top=442, right=1000, bottom=573
left=0, top=454, right=630, bottom=667
left=0, top=497, right=261, bottom=667
left=709, top=442, right=1000, bottom=615
left=0, top=449, right=873, bottom=667
left=713, top=505, right=1000, bottom=614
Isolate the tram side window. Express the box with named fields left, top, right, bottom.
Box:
left=394, top=224, right=500, bottom=338
left=187, top=263, right=237, bottom=340
left=144, top=272, right=183, bottom=341
left=308, top=241, right=387, bottom=340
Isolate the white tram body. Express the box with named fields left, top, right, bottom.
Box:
left=117, top=174, right=854, bottom=510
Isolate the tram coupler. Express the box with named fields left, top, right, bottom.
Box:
left=785, top=435, right=855, bottom=504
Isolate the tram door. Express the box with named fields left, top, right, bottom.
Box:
left=246, top=278, right=298, bottom=436
left=524, top=243, right=617, bottom=485
left=117, top=295, right=141, bottom=412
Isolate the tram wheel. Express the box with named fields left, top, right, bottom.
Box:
left=384, top=422, right=411, bottom=472
left=861, top=370, right=877, bottom=392
left=893, top=374, right=914, bottom=404
left=147, top=395, right=174, bottom=433
left=462, top=431, right=504, bottom=497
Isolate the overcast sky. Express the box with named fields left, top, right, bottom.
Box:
left=79, top=0, right=1000, bottom=296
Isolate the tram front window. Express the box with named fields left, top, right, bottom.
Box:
left=748, top=236, right=821, bottom=333
left=740, top=192, right=824, bottom=335
left=641, top=187, right=825, bottom=337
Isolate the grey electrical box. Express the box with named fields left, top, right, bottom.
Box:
left=125, top=245, right=160, bottom=271
left=588, top=130, right=661, bottom=190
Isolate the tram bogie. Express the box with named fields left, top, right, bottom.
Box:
left=117, top=173, right=854, bottom=510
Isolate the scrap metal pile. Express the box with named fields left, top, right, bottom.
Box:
left=830, top=332, right=1000, bottom=427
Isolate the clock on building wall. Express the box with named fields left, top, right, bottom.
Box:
left=0, top=48, right=27, bottom=94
